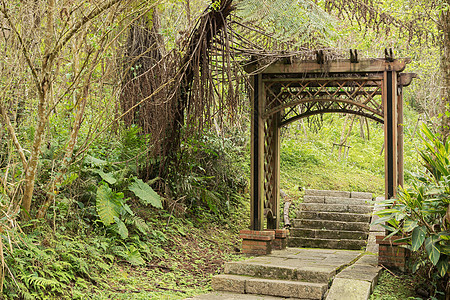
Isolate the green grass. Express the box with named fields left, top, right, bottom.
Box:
left=370, top=271, right=422, bottom=300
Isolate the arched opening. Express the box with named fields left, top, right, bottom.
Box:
left=245, top=56, right=415, bottom=231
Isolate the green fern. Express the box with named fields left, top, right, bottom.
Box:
left=131, top=215, right=150, bottom=235
left=236, top=0, right=336, bottom=46
left=113, top=216, right=129, bottom=239
left=96, top=184, right=123, bottom=226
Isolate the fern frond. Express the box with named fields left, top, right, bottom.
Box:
left=235, top=0, right=336, bottom=47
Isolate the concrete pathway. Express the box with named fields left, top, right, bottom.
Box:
left=186, top=248, right=381, bottom=300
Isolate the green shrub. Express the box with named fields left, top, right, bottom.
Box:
left=374, top=124, right=449, bottom=298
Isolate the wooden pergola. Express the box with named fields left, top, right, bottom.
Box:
left=245, top=54, right=415, bottom=231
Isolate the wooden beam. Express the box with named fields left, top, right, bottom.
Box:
left=250, top=74, right=265, bottom=230
left=399, top=73, right=417, bottom=87
left=245, top=58, right=409, bottom=74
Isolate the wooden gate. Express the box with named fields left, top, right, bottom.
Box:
left=245, top=54, right=415, bottom=230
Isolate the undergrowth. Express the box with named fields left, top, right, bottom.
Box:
left=2, top=106, right=424, bottom=298
left=370, top=270, right=425, bottom=300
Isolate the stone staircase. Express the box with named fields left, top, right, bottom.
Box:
left=288, top=189, right=374, bottom=250
left=211, top=248, right=363, bottom=299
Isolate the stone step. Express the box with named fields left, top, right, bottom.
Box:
left=296, top=211, right=371, bottom=223
left=293, top=219, right=370, bottom=232
left=299, top=203, right=373, bottom=214
left=290, top=228, right=369, bottom=240
left=305, top=189, right=372, bottom=200
left=224, top=260, right=335, bottom=284
left=212, top=274, right=328, bottom=299
left=288, top=237, right=367, bottom=250
left=305, top=189, right=351, bottom=198
left=303, top=195, right=373, bottom=206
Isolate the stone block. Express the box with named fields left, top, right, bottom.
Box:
left=211, top=275, right=246, bottom=293
left=351, top=191, right=373, bottom=199
left=324, top=197, right=369, bottom=205
left=348, top=205, right=373, bottom=214
left=326, top=278, right=371, bottom=300
left=306, top=189, right=351, bottom=198
left=246, top=277, right=327, bottom=299
left=303, top=195, right=325, bottom=203
left=224, top=261, right=298, bottom=281
left=296, top=211, right=371, bottom=223
left=288, top=237, right=366, bottom=250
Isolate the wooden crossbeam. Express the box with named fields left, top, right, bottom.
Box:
left=245, top=58, right=409, bottom=74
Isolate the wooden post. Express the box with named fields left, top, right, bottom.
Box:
left=250, top=74, right=265, bottom=230
left=397, top=82, right=404, bottom=189
left=383, top=68, right=398, bottom=199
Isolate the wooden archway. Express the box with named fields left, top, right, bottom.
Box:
left=245, top=56, right=415, bottom=230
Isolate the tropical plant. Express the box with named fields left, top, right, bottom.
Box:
left=374, top=124, right=450, bottom=297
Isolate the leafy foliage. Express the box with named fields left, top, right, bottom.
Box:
left=168, top=130, right=248, bottom=221
left=129, top=179, right=162, bottom=208
left=374, top=124, right=449, bottom=296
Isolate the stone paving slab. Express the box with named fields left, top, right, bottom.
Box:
left=224, top=248, right=362, bottom=284
left=325, top=278, right=372, bottom=300
left=203, top=247, right=382, bottom=300
left=326, top=253, right=382, bottom=299
left=186, top=291, right=297, bottom=300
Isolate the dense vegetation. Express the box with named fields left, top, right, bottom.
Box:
left=0, top=0, right=448, bottom=298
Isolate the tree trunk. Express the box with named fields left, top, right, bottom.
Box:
left=21, top=0, right=54, bottom=218
left=440, top=0, right=450, bottom=141
left=22, top=87, right=49, bottom=216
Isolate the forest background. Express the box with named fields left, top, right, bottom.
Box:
left=0, top=0, right=449, bottom=299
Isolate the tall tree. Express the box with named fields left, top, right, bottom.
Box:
left=0, top=0, right=155, bottom=218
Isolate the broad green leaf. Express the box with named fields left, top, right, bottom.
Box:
left=95, top=170, right=117, bottom=185
left=129, top=179, right=162, bottom=208
left=385, top=227, right=401, bottom=240
left=436, top=256, right=449, bottom=277
left=412, top=260, right=426, bottom=273
left=440, top=232, right=450, bottom=241
left=392, top=236, right=410, bottom=244
left=125, top=246, right=145, bottom=266
left=376, top=208, right=402, bottom=214
left=371, top=215, right=393, bottom=226
left=96, top=185, right=120, bottom=226
left=411, top=226, right=426, bottom=251
left=114, top=216, right=129, bottom=239
left=440, top=244, right=450, bottom=255
left=85, top=155, right=107, bottom=166
left=424, top=235, right=441, bottom=266
left=403, top=220, right=418, bottom=232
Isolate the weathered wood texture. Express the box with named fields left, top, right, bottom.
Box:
left=248, top=57, right=413, bottom=231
